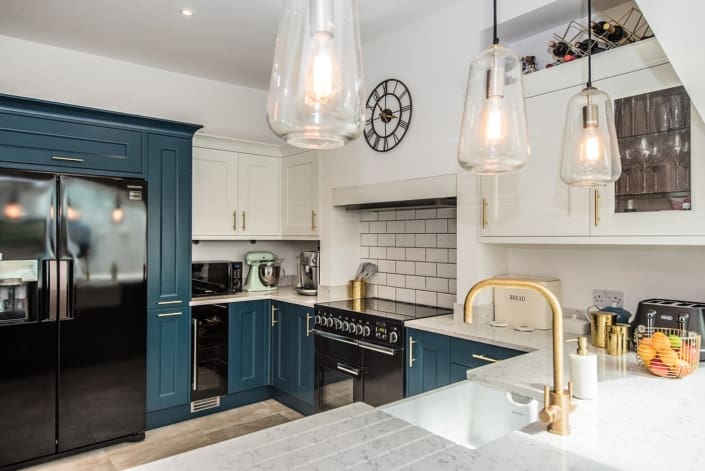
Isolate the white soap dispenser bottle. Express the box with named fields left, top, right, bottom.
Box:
left=569, top=336, right=597, bottom=400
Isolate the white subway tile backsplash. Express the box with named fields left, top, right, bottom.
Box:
left=415, top=209, right=437, bottom=219
left=377, top=285, right=396, bottom=300
left=387, top=247, right=406, bottom=260
left=415, top=262, right=436, bottom=276
left=396, top=261, right=415, bottom=275
left=361, top=234, right=378, bottom=246
left=387, top=274, right=406, bottom=288
left=360, top=207, right=457, bottom=308
left=415, top=233, right=437, bottom=248
left=378, top=210, right=397, bottom=221
left=369, top=221, right=387, bottom=233
left=426, top=219, right=448, bottom=233
left=370, top=246, right=387, bottom=259
left=416, top=290, right=437, bottom=306
left=377, top=260, right=395, bottom=273
left=406, top=248, right=426, bottom=261
left=426, top=248, right=449, bottom=263
left=395, top=210, right=415, bottom=220
left=378, top=234, right=395, bottom=247
left=437, top=234, right=457, bottom=249
left=405, top=275, right=426, bottom=290
left=405, top=220, right=425, bottom=233
left=426, top=277, right=449, bottom=293
left=437, top=208, right=457, bottom=219
left=387, top=221, right=405, bottom=233
left=436, top=263, right=456, bottom=278
left=396, top=288, right=415, bottom=303
left=395, top=234, right=415, bottom=247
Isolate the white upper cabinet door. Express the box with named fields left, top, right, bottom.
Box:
left=480, top=83, right=590, bottom=238
left=192, top=147, right=238, bottom=238
left=281, top=152, right=319, bottom=236
left=591, top=63, right=705, bottom=237
left=237, top=154, right=280, bottom=236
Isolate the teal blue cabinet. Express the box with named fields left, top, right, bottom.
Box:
left=406, top=328, right=450, bottom=397
left=271, top=302, right=315, bottom=405
left=146, top=133, right=192, bottom=309
left=406, top=329, right=525, bottom=397
left=229, top=301, right=270, bottom=393
left=146, top=307, right=191, bottom=412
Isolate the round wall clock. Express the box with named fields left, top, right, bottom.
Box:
left=364, top=79, right=412, bottom=152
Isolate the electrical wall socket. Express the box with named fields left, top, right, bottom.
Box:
left=593, top=289, right=623, bottom=308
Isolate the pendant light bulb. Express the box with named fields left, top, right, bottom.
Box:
left=560, top=0, right=621, bottom=188
left=457, top=1, right=530, bottom=175
left=4, top=190, right=22, bottom=219
left=267, top=0, right=365, bottom=150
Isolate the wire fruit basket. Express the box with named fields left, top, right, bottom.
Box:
left=635, top=328, right=701, bottom=378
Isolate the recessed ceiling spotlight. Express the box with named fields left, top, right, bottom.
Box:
left=180, top=8, right=194, bottom=17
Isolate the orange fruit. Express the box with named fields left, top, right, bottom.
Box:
left=672, top=359, right=691, bottom=378
left=651, top=332, right=671, bottom=352
left=659, top=348, right=679, bottom=368
left=639, top=336, right=653, bottom=347
left=637, top=343, right=657, bottom=364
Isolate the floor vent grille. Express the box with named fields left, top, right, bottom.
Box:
left=190, top=396, right=220, bottom=413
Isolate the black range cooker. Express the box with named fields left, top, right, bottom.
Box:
left=313, top=298, right=452, bottom=411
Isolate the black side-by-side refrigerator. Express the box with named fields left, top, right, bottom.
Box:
left=0, top=168, right=147, bottom=469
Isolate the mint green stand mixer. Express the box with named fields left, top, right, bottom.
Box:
left=243, top=251, right=280, bottom=292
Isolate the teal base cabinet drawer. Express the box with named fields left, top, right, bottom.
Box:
left=229, top=301, right=270, bottom=393
left=406, top=328, right=450, bottom=397
left=450, top=337, right=525, bottom=369
left=147, top=307, right=191, bottom=412
left=0, top=112, right=143, bottom=173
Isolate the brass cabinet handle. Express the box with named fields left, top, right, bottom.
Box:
left=594, top=190, right=600, bottom=227
left=482, top=198, right=488, bottom=229
left=306, top=313, right=312, bottom=336
left=157, top=300, right=183, bottom=305
left=233, top=210, right=237, bottom=231
left=158, top=311, right=182, bottom=318
left=52, top=156, right=85, bottom=162
left=472, top=353, right=498, bottom=363
left=409, top=336, right=416, bottom=368
left=311, top=210, right=317, bottom=231
left=271, top=304, right=278, bottom=326
left=242, top=210, right=247, bottom=231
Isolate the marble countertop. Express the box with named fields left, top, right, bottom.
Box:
left=132, top=310, right=705, bottom=470
left=189, top=287, right=342, bottom=308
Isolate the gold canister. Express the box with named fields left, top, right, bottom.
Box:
left=607, top=324, right=631, bottom=356
left=589, top=311, right=617, bottom=348
left=349, top=280, right=366, bottom=299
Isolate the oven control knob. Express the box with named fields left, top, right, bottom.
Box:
left=343, top=321, right=350, bottom=332
left=325, top=317, right=333, bottom=327
left=389, top=331, right=399, bottom=344
left=362, top=326, right=371, bottom=337
left=315, top=315, right=322, bottom=325
left=355, top=324, right=363, bottom=335
left=335, top=319, right=343, bottom=330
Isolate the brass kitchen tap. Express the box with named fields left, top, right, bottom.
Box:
left=463, top=278, right=575, bottom=435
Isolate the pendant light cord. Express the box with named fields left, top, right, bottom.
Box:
left=493, top=0, right=499, bottom=45
left=587, top=0, right=592, bottom=88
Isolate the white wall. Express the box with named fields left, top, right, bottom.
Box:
left=0, top=34, right=276, bottom=143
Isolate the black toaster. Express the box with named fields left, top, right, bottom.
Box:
left=633, top=298, right=705, bottom=362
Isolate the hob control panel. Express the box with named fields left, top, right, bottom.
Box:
left=314, top=309, right=403, bottom=348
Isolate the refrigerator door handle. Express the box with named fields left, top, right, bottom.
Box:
left=58, top=260, right=72, bottom=320
left=192, top=319, right=198, bottom=391
left=46, top=260, right=58, bottom=321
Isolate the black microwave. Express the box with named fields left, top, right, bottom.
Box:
left=192, top=261, right=242, bottom=297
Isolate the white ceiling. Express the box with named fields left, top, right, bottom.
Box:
left=0, top=0, right=463, bottom=90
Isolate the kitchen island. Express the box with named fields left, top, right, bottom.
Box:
left=130, top=315, right=705, bottom=470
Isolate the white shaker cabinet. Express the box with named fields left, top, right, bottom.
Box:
left=237, top=153, right=280, bottom=237
left=192, top=147, right=239, bottom=237
left=280, top=152, right=320, bottom=237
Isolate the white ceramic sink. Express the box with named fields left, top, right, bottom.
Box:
left=381, top=380, right=538, bottom=449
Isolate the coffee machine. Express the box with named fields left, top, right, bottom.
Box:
left=296, top=251, right=319, bottom=296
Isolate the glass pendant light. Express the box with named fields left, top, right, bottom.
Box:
left=266, top=0, right=365, bottom=150
left=3, top=189, right=22, bottom=219
left=560, top=0, right=621, bottom=187
left=458, top=0, right=530, bottom=174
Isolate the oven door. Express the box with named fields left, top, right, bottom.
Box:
left=314, top=331, right=364, bottom=412
left=359, top=340, right=404, bottom=406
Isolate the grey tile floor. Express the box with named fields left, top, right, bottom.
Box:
left=24, top=400, right=304, bottom=471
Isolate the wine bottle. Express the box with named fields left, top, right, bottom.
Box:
left=548, top=40, right=570, bottom=59
left=574, top=39, right=605, bottom=55
left=591, top=21, right=610, bottom=38
left=603, top=22, right=626, bottom=43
